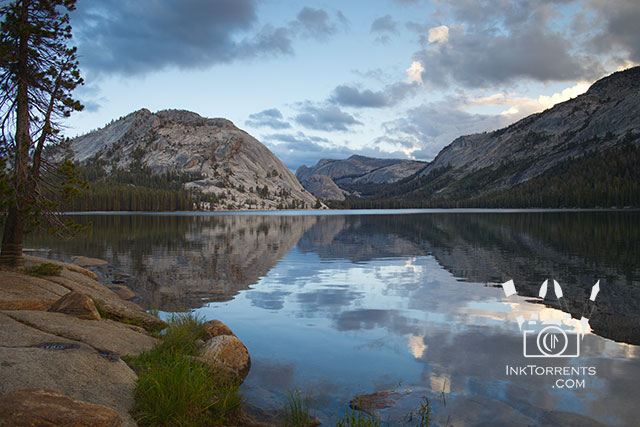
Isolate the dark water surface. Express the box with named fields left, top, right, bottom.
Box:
left=27, top=210, right=640, bottom=425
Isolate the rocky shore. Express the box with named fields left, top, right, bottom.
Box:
left=0, top=255, right=253, bottom=426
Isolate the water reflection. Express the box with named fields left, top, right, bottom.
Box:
left=296, top=212, right=640, bottom=345
left=26, top=210, right=640, bottom=425
left=28, top=214, right=319, bottom=310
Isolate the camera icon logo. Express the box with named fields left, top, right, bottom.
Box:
left=501, top=279, right=600, bottom=359
left=522, top=320, right=579, bottom=358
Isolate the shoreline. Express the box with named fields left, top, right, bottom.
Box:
left=49, top=206, right=640, bottom=216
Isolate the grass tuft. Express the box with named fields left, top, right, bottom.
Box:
left=404, top=396, right=432, bottom=427
left=282, top=390, right=314, bottom=426
left=22, top=262, right=62, bottom=277
left=336, top=406, right=382, bottom=427
left=126, top=313, right=243, bottom=426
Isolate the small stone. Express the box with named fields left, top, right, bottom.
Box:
left=48, top=291, right=101, bottom=320
left=203, top=319, right=235, bottom=338
left=71, top=256, right=109, bottom=267
left=0, top=389, right=123, bottom=426
left=350, top=390, right=403, bottom=416
left=108, top=285, right=136, bottom=300
left=202, top=335, right=251, bottom=383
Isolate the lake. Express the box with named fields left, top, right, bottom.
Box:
left=26, top=210, right=640, bottom=426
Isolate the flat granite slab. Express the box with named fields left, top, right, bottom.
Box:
left=0, top=311, right=138, bottom=426
left=0, top=270, right=68, bottom=310
left=2, top=310, right=158, bottom=357
left=0, top=255, right=166, bottom=332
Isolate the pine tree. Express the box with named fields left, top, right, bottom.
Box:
left=0, top=0, right=84, bottom=265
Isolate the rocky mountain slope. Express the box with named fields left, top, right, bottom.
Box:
left=57, top=109, right=318, bottom=210
left=419, top=66, right=640, bottom=190
left=296, top=155, right=426, bottom=199
left=330, top=66, right=640, bottom=207
left=418, top=67, right=640, bottom=201
left=298, top=174, right=346, bottom=201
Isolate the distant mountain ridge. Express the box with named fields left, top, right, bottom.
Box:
left=296, top=155, right=427, bottom=200
left=57, top=109, right=318, bottom=210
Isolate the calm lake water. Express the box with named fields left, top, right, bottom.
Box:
left=27, top=210, right=640, bottom=426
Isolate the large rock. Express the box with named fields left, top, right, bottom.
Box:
left=202, top=335, right=251, bottom=382
left=3, top=310, right=158, bottom=357
left=0, top=270, right=67, bottom=310
left=108, top=285, right=136, bottom=301
left=0, top=335, right=138, bottom=426
left=48, top=291, right=101, bottom=320
left=0, top=389, right=123, bottom=427
left=21, top=255, right=166, bottom=332
left=23, top=255, right=99, bottom=281
left=203, top=319, right=235, bottom=338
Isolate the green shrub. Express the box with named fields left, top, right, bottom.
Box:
left=22, top=263, right=63, bottom=277
left=127, top=313, right=243, bottom=426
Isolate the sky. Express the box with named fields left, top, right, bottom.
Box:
left=66, top=0, right=640, bottom=172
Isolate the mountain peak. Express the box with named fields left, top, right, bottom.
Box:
left=587, top=66, right=640, bottom=96
left=155, top=109, right=235, bottom=128
left=60, top=109, right=318, bottom=210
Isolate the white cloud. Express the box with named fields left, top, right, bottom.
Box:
left=537, top=81, right=590, bottom=109
left=500, top=106, right=519, bottom=115
left=616, top=60, right=639, bottom=71
left=468, top=81, right=592, bottom=119
left=408, top=334, right=427, bottom=359
left=427, top=25, right=449, bottom=44
left=406, top=61, right=424, bottom=84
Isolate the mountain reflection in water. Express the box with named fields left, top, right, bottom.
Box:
left=27, top=210, right=640, bottom=425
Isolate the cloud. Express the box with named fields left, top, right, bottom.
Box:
left=72, top=1, right=344, bottom=76
left=588, top=0, right=640, bottom=63
left=378, top=78, right=595, bottom=161
left=427, top=25, right=449, bottom=44
left=467, top=81, right=592, bottom=117
left=370, top=15, right=399, bottom=43
left=262, top=131, right=408, bottom=171
left=536, top=81, right=591, bottom=109
left=330, top=86, right=388, bottom=108
left=406, top=61, right=424, bottom=84
left=74, top=82, right=106, bottom=113
left=371, top=15, right=398, bottom=34
left=379, top=101, right=510, bottom=160
left=409, top=2, right=608, bottom=88
left=291, top=7, right=347, bottom=40
left=245, top=108, right=291, bottom=129
left=294, top=103, right=362, bottom=131
left=415, top=25, right=604, bottom=88
left=329, top=81, right=416, bottom=108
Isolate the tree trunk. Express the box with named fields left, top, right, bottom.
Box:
left=0, top=207, right=25, bottom=266
left=0, top=0, right=31, bottom=267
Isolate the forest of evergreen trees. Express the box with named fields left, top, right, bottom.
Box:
left=329, top=141, right=640, bottom=209
left=55, top=160, right=211, bottom=211
left=51, top=139, right=639, bottom=212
